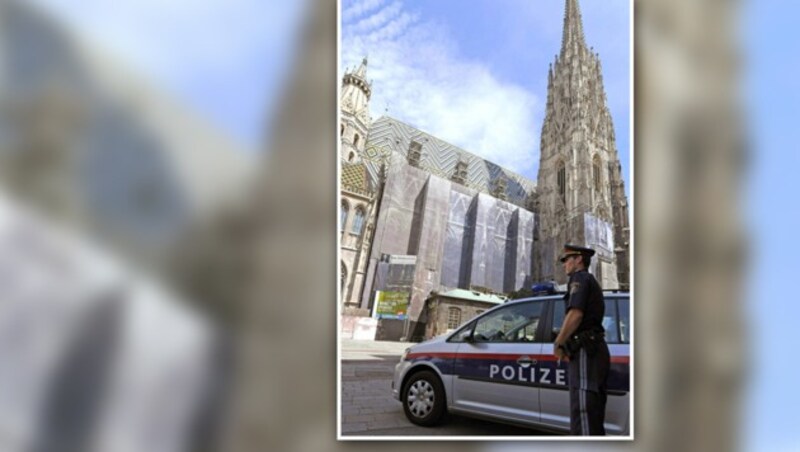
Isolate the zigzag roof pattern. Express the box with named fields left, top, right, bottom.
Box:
left=360, top=116, right=537, bottom=209
left=341, top=161, right=373, bottom=196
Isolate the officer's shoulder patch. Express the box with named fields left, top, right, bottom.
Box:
left=570, top=282, right=581, bottom=294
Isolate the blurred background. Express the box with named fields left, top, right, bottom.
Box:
left=0, top=0, right=795, bottom=451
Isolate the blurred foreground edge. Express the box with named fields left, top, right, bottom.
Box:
left=637, top=0, right=746, bottom=451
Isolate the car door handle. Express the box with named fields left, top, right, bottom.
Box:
left=517, top=356, right=537, bottom=366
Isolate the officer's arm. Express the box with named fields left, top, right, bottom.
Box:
left=555, top=308, right=584, bottom=347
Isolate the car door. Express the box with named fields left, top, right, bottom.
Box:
left=534, top=297, right=572, bottom=430
left=605, top=295, right=631, bottom=435
left=538, top=295, right=630, bottom=433
left=450, top=299, right=546, bottom=424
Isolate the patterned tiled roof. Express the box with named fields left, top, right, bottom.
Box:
left=341, top=162, right=372, bottom=196
left=360, top=116, right=537, bottom=208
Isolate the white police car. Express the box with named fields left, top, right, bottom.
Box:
left=391, top=292, right=630, bottom=435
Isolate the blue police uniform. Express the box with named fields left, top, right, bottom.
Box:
left=562, top=246, right=610, bottom=435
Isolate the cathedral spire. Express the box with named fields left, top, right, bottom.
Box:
left=560, top=0, right=587, bottom=57
left=341, top=56, right=373, bottom=163
left=536, top=0, right=629, bottom=287
left=354, top=56, right=368, bottom=78
left=343, top=56, right=372, bottom=100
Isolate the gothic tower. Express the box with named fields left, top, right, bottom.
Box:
left=339, top=57, right=380, bottom=308
left=535, top=0, right=629, bottom=287
left=340, top=57, right=372, bottom=163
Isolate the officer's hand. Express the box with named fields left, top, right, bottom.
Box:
left=554, top=345, right=566, bottom=360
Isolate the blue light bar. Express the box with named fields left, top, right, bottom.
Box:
left=531, top=282, right=556, bottom=294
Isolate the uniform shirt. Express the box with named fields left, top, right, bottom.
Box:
left=564, top=269, right=605, bottom=334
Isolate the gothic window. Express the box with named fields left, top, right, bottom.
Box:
left=348, top=151, right=355, bottom=162
left=593, top=155, right=602, bottom=192
left=340, top=123, right=345, bottom=136
left=354, top=133, right=360, bottom=147
left=557, top=164, right=566, bottom=206
left=447, top=307, right=462, bottom=329
left=340, top=201, right=349, bottom=230
left=351, top=206, right=365, bottom=235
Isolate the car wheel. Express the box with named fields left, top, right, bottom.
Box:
left=402, top=370, right=446, bottom=426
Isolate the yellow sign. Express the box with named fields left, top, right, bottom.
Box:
left=375, top=291, right=409, bottom=319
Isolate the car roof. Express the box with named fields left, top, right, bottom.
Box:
left=505, top=291, right=630, bottom=305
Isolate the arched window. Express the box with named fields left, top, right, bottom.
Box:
left=593, top=155, right=602, bottom=192
left=351, top=207, right=365, bottom=235
left=348, top=151, right=355, bottom=162
left=353, top=133, right=360, bottom=147
left=340, top=124, right=345, bottom=136
left=447, top=307, right=462, bottom=329
left=340, top=201, right=349, bottom=230
left=557, top=163, right=566, bottom=206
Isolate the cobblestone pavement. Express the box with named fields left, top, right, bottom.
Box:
left=339, top=339, right=554, bottom=437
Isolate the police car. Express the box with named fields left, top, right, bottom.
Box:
left=391, top=291, right=630, bottom=435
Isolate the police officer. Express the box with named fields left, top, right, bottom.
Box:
left=553, top=244, right=610, bottom=435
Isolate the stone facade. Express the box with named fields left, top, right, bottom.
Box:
left=340, top=161, right=379, bottom=306
left=340, top=58, right=381, bottom=306
left=340, top=57, right=372, bottom=165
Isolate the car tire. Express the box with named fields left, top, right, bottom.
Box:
left=402, top=370, right=446, bottom=426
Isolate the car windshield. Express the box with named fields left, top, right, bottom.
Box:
left=471, top=300, right=545, bottom=342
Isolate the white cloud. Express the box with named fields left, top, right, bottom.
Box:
left=342, top=0, right=388, bottom=23
left=363, top=11, right=419, bottom=44
left=351, top=1, right=403, bottom=34
left=342, top=1, right=540, bottom=176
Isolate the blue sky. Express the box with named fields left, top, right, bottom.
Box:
left=744, top=0, right=800, bottom=450
left=341, top=0, right=631, bottom=195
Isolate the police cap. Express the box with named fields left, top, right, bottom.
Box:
left=559, top=244, right=596, bottom=262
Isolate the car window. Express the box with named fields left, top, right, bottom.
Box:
left=551, top=296, right=623, bottom=344
left=472, top=301, right=544, bottom=343
left=450, top=321, right=475, bottom=343
left=603, top=299, right=620, bottom=344
left=618, top=297, right=630, bottom=343
left=552, top=299, right=565, bottom=341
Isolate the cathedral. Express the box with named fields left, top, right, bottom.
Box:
left=340, top=0, right=629, bottom=339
